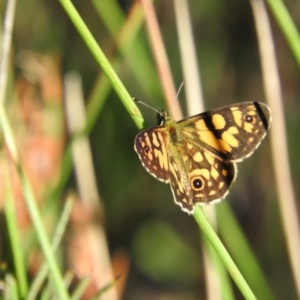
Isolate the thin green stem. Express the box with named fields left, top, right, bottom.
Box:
left=27, top=197, right=74, bottom=300
left=194, top=206, right=256, bottom=300
left=4, top=168, right=28, bottom=298
left=266, top=0, right=300, bottom=67
left=0, top=106, right=69, bottom=300
left=59, top=0, right=143, bottom=129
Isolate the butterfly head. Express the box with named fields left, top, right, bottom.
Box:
left=157, top=110, right=172, bottom=127
left=133, top=97, right=172, bottom=127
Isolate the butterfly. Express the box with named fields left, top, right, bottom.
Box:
left=134, top=101, right=271, bottom=214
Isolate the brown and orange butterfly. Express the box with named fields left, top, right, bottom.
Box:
left=134, top=102, right=271, bottom=214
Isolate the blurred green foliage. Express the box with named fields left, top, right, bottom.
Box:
left=1, top=0, right=300, bottom=299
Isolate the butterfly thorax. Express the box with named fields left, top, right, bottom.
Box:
left=157, top=110, right=181, bottom=143
left=158, top=111, right=192, bottom=197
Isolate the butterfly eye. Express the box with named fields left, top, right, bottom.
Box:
left=191, top=177, right=204, bottom=191
left=244, top=114, right=255, bottom=124
left=144, top=145, right=150, bottom=153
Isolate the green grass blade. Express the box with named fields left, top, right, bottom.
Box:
left=4, top=168, right=28, bottom=298
left=70, top=277, right=89, bottom=300
left=27, top=196, right=74, bottom=300
left=59, top=0, right=143, bottom=129
left=201, top=236, right=235, bottom=299
left=194, top=206, right=256, bottom=300
left=266, top=0, right=300, bottom=67
left=217, top=202, right=275, bottom=300
left=0, top=106, right=69, bottom=300
left=92, top=0, right=161, bottom=98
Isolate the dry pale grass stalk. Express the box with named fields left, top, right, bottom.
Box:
left=0, top=0, right=17, bottom=106
left=173, top=0, right=204, bottom=114
left=64, top=72, right=119, bottom=299
left=250, top=0, right=300, bottom=297
left=139, top=0, right=183, bottom=119
left=173, top=1, right=221, bottom=299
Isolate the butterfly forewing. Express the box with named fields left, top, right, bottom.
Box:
left=179, top=102, right=271, bottom=161
left=134, top=128, right=170, bottom=182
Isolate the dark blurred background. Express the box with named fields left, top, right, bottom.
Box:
left=3, top=0, right=300, bottom=299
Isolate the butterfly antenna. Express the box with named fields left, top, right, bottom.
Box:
left=169, top=80, right=185, bottom=114
left=133, top=97, right=162, bottom=115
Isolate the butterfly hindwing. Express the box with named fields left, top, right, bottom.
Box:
left=168, top=146, right=236, bottom=213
